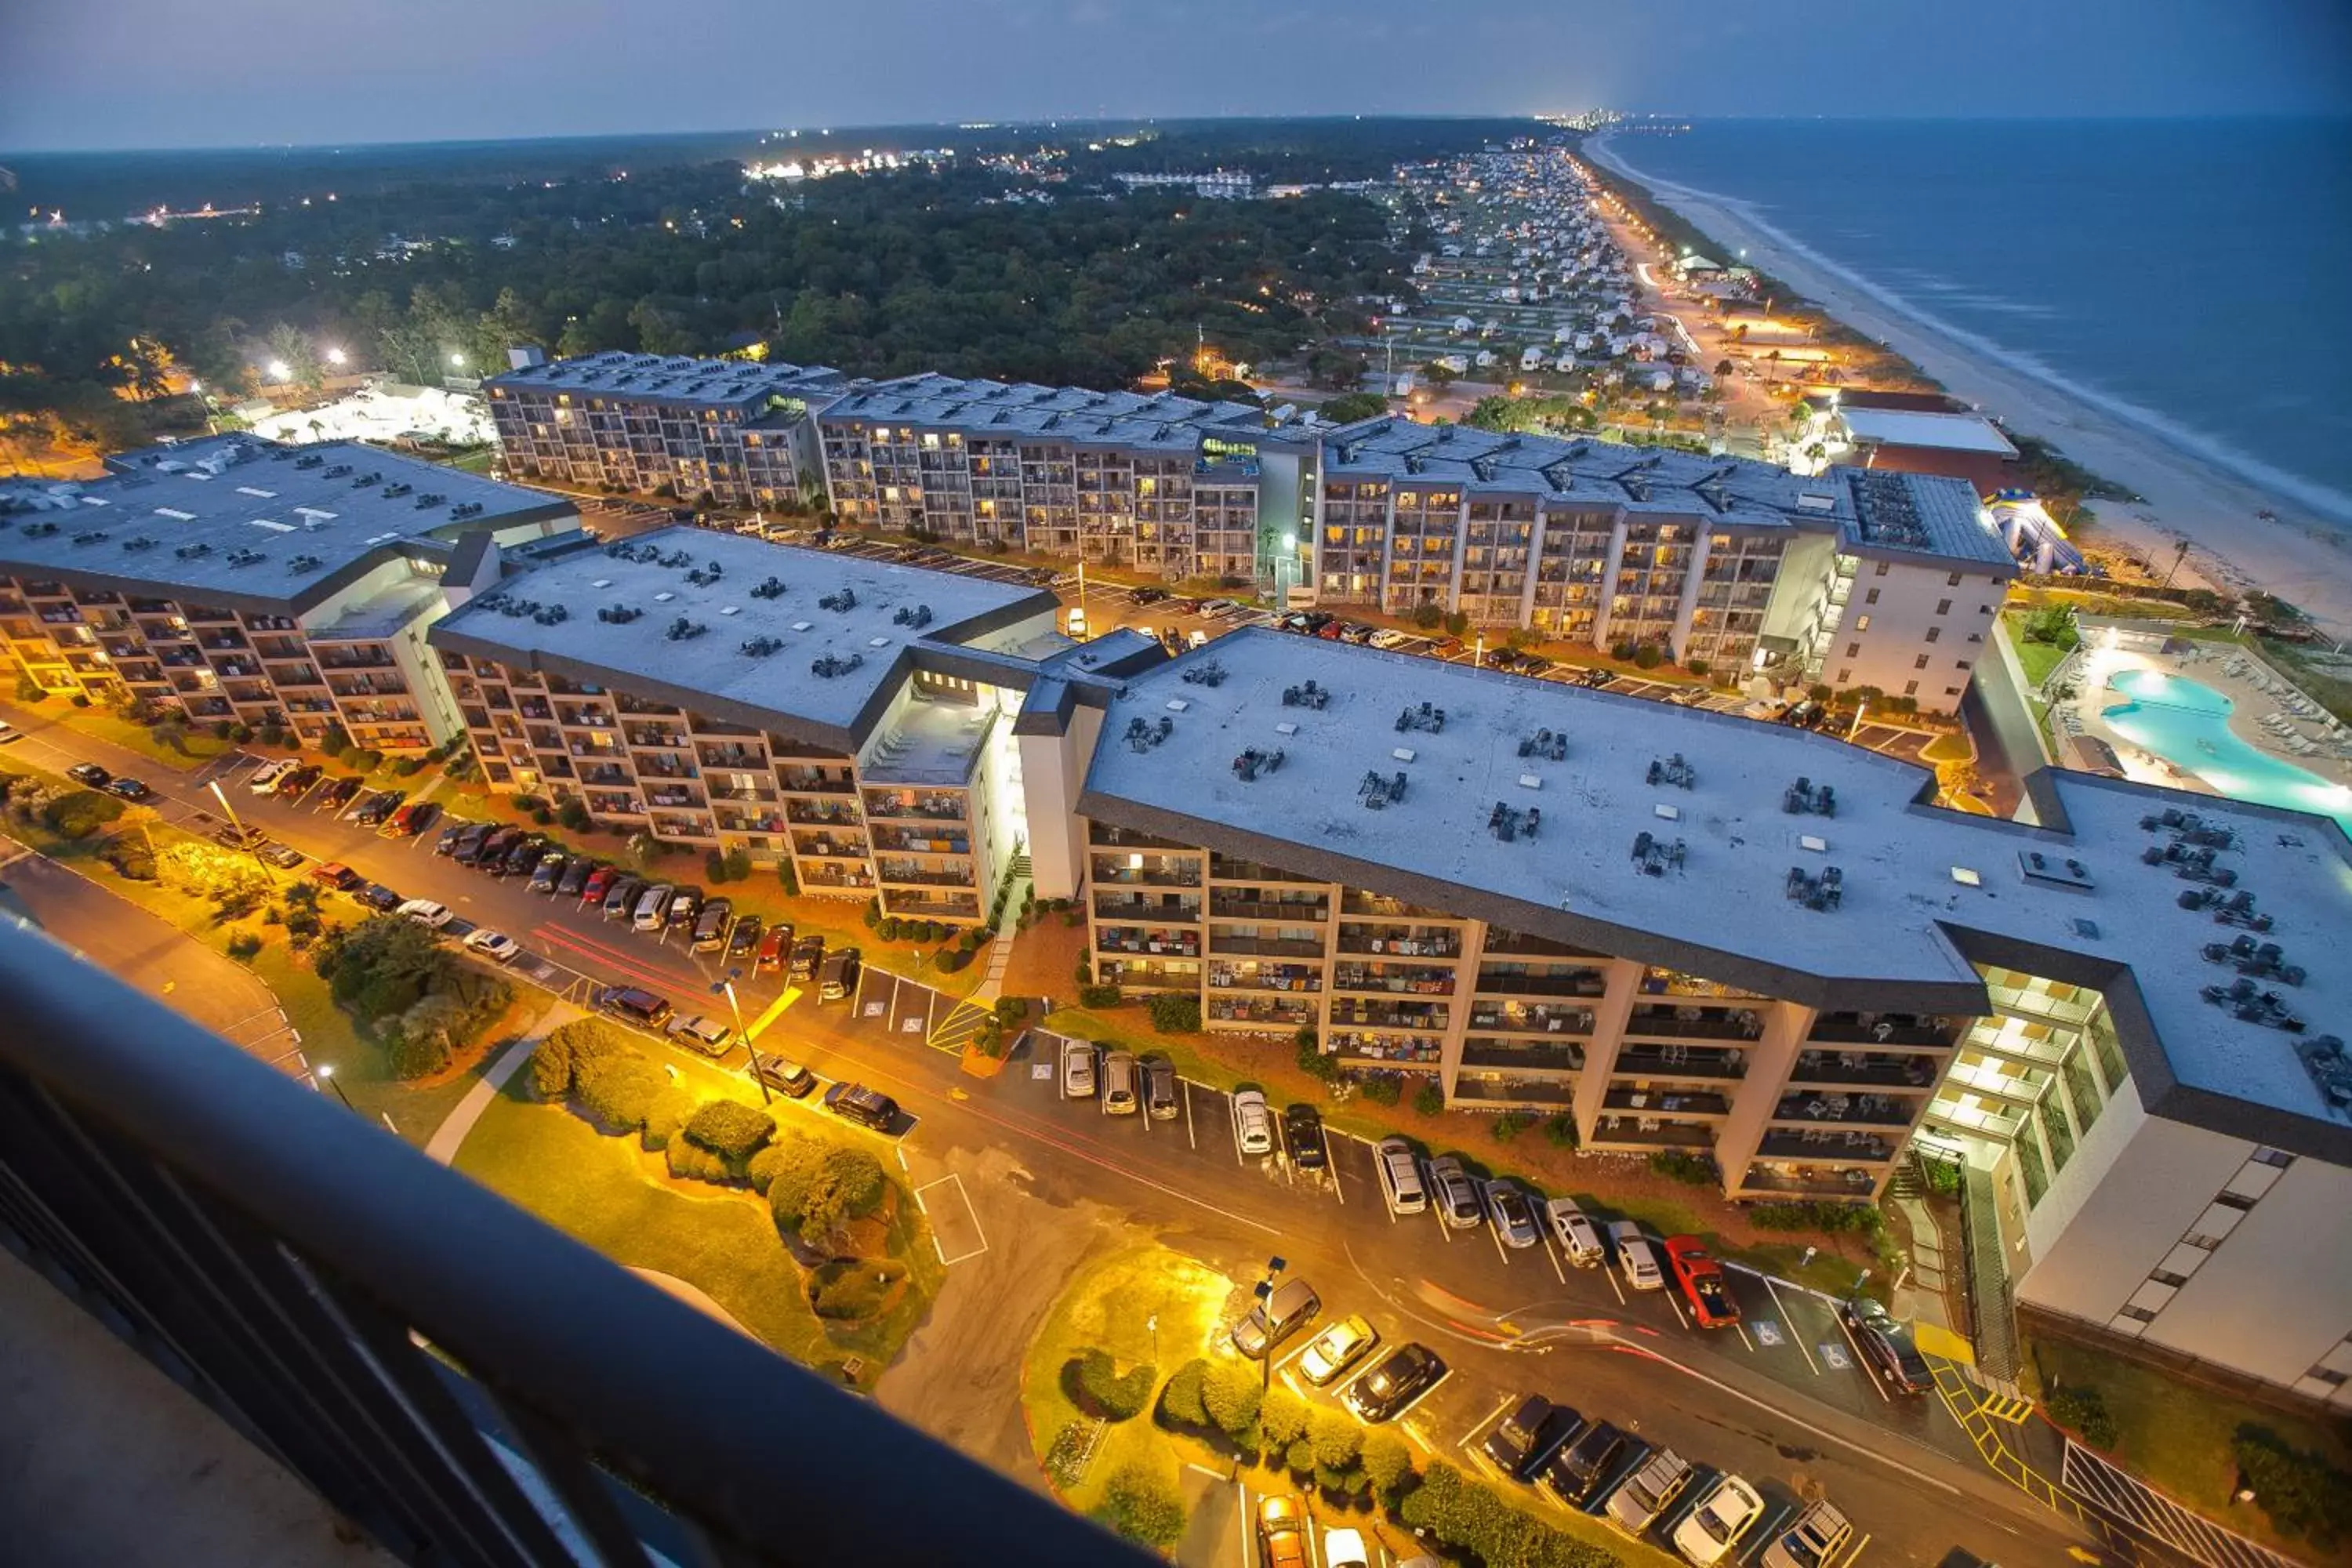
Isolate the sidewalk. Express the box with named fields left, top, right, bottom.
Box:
left=423, top=999, right=573, bottom=1164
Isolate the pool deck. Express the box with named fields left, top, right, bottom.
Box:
left=2060, top=637, right=2352, bottom=804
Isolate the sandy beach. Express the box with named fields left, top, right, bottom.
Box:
left=1584, top=132, right=2352, bottom=637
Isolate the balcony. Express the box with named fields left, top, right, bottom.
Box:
left=1454, top=1077, right=1580, bottom=1109
left=1611, top=1047, right=1746, bottom=1080
left=1589, top=1117, right=1717, bottom=1149
left=1334, top=929, right=1458, bottom=960
left=1094, top=895, right=1200, bottom=924
left=1098, top=927, right=1203, bottom=959
left=1740, top=1165, right=1884, bottom=1200
left=779, top=769, right=856, bottom=795
left=1209, top=895, right=1327, bottom=922
left=1622, top=1006, right=1765, bottom=1042
left=1094, top=859, right=1202, bottom=888
left=1460, top=1042, right=1582, bottom=1074
left=1806, top=1012, right=1963, bottom=1048
left=1604, top=1087, right=1729, bottom=1118
left=1209, top=996, right=1316, bottom=1027
left=1772, top=1092, right=1920, bottom=1127
left=1788, top=1051, right=1940, bottom=1090
left=862, top=790, right=964, bottom=823
left=0, top=924, right=1123, bottom=1565
left=1472, top=969, right=1606, bottom=999
left=1331, top=964, right=1456, bottom=997
left=1754, top=1130, right=1899, bottom=1163
left=877, top=862, right=976, bottom=888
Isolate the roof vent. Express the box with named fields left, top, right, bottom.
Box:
left=818, top=588, right=858, bottom=613
left=1358, top=770, right=1409, bottom=810
left=1125, top=716, right=1176, bottom=753
left=1281, top=680, right=1330, bottom=710
left=2293, top=1036, right=2351, bottom=1117
left=597, top=604, right=642, bottom=624
left=892, top=603, right=932, bottom=630
left=1487, top=800, right=1541, bottom=841
left=662, top=616, right=706, bottom=641
left=1181, top=659, right=1227, bottom=688
left=1232, top=746, right=1284, bottom=781
left=1631, top=831, right=1686, bottom=877
left=685, top=560, right=724, bottom=586
left=811, top=652, right=865, bottom=678
left=1517, top=728, right=1566, bottom=761
left=1396, top=702, right=1446, bottom=734
left=739, top=635, right=783, bottom=657
left=1782, top=776, right=1836, bottom=817
left=1784, top=863, right=1843, bottom=910
left=1646, top=753, right=1696, bottom=789
left=751, top=575, right=788, bottom=600
left=2019, top=850, right=2094, bottom=892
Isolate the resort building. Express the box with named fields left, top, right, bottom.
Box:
left=813, top=373, right=1287, bottom=579
left=0, top=434, right=576, bottom=755
left=485, top=350, right=846, bottom=509
left=1305, top=419, right=2015, bottom=712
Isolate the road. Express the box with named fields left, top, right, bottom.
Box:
left=0, top=709, right=2118, bottom=1568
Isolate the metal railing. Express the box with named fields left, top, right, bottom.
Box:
left=0, top=921, right=1138, bottom=1566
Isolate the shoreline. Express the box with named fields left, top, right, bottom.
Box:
left=1581, top=131, right=2352, bottom=637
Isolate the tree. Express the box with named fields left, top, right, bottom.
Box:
left=264, top=322, right=323, bottom=392
left=1317, top=391, right=1388, bottom=423
left=1200, top=1359, right=1263, bottom=1436
left=1095, top=1463, right=1185, bottom=1548
left=1361, top=1432, right=1414, bottom=1498
left=1260, top=1388, right=1309, bottom=1450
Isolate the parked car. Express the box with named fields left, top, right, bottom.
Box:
left=1344, top=1343, right=1446, bottom=1422
left=1375, top=1137, right=1427, bottom=1215
left=463, top=927, right=521, bottom=964
left=1542, top=1421, right=1637, bottom=1508
left=581, top=865, right=616, bottom=904
left=1230, top=1277, right=1319, bottom=1360
left=0, top=720, right=19, bottom=743
left=65, top=761, right=111, bottom=787
left=315, top=776, right=362, bottom=811
left=466, top=826, right=515, bottom=866
left=1100, top=1050, right=1139, bottom=1115
left=1231, top=1088, right=1275, bottom=1156
left=1323, top=1528, right=1370, bottom=1568
left=213, top=823, right=267, bottom=851
left=1255, top=1494, right=1309, bottom=1568
left=691, top=896, right=733, bottom=951
left=242, top=760, right=286, bottom=794
left=528, top=851, right=568, bottom=895
left=1608, top=1221, right=1665, bottom=1291
left=355, top=789, right=404, bottom=826
left=1674, top=1475, right=1766, bottom=1568
left=603, top=874, right=645, bottom=919
left=1760, top=1500, right=1853, bottom=1568
left=1485, top=1394, right=1582, bottom=1482
left=824, top=1081, right=898, bottom=1133
left=1061, top=1037, right=1097, bottom=1099
left=632, top=884, right=674, bottom=931
left=1485, top=1179, right=1541, bottom=1248
left=1546, top=1197, right=1606, bottom=1267
left=756, top=921, right=793, bottom=973
left=260, top=841, right=303, bottom=869
left=1664, top=1236, right=1740, bottom=1329
left=727, top=913, right=763, bottom=960
left=1298, top=1315, right=1378, bottom=1387
left=383, top=802, right=420, bottom=837
left=1142, top=1054, right=1179, bottom=1121
left=104, top=776, right=153, bottom=801
left=1604, top=1446, right=1693, bottom=1537
left=1838, top=1297, right=1930, bottom=1394
left=277, top=764, right=321, bottom=797
left=1130, top=586, right=1171, bottom=605
left=557, top=857, right=593, bottom=899
left=817, top=946, right=861, bottom=1001
left=788, top=934, right=825, bottom=982
left=1283, top=1103, right=1328, bottom=1169
left=1427, top=1156, right=1483, bottom=1231
left=666, top=887, right=703, bottom=931
left=597, top=985, right=673, bottom=1030
left=435, top=822, right=472, bottom=856
left=401, top=800, right=440, bottom=836
left=667, top=1014, right=735, bottom=1057
left=358, top=883, right=402, bottom=913
left=500, top=837, right=548, bottom=879
left=749, top=1051, right=818, bottom=1098
left=311, top=862, right=362, bottom=891
left=396, top=898, right=453, bottom=930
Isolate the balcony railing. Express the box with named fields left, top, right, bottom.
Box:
left=0, top=921, right=1133, bottom=1566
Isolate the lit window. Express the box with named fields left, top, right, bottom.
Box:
left=1856, top=615, right=1871, bottom=632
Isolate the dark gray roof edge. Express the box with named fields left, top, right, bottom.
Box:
left=1071, top=787, right=1987, bottom=1014
left=1014, top=677, right=1077, bottom=737
left=3, top=543, right=408, bottom=621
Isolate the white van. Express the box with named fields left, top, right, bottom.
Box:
left=1374, top=1136, right=1427, bottom=1216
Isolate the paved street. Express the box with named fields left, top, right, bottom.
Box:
left=0, top=702, right=2108, bottom=1568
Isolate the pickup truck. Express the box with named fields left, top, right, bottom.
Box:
left=1663, top=1236, right=1740, bottom=1329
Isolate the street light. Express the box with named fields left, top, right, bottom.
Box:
left=315, top=1061, right=356, bottom=1111
left=207, top=778, right=274, bottom=880
left=325, top=347, right=347, bottom=367
left=266, top=358, right=292, bottom=381
left=448, top=352, right=466, bottom=369
left=1253, top=1255, right=1287, bottom=1403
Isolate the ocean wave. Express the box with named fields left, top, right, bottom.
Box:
left=1588, top=135, right=2352, bottom=529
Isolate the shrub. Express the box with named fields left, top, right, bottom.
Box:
left=2232, top=1427, right=2352, bottom=1547
left=722, top=848, right=752, bottom=882
left=993, top=996, right=1027, bottom=1027
left=1285, top=1438, right=1316, bottom=1478
left=1412, top=1081, right=1444, bottom=1116
left=1411, top=602, right=1444, bottom=630
left=13, top=675, right=44, bottom=703
left=210, top=719, right=234, bottom=740
left=704, top=849, right=728, bottom=884
left=810, top=1259, right=906, bottom=1320
left=325, top=915, right=452, bottom=1019
left=258, top=722, right=287, bottom=748
left=1650, top=1149, right=1716, bottom=1185
left=1686, top=658, right=1710, bottom=678
left=684, top=1098, right=779, bottom=1163
left=935, top=944, right=969, bottom=973
left=101, top=835, right=158, bottom=881
left=1397, top=1461, right=1566, bottom=1568
left=1444, top=610, right=1470, bottom=637
left=1260, top=1388, right=1308, bottom=1452
left=1611, top=639, right=1639, bottom=662
left=1492, top=1112, right=1533, bottom=1143
left=641, top=1087, right=698, bottom=1151
left=226, top=930, right=263, bottom=960
left=1145, top=993, right=1200, bottom=1034
left=1158, top=1358, right=1209, bottom=1428
left=1749, top=1201, right=1883, bottom=1235
left=531, top=1018, right=632, bottom=1098
left=1200, top=1360, right=1262, bottom=1437
left=1071, top=1348, right=1157, bottom=1422
left=777, top=858, right=798, bottom=895
left=2046, top=1385, right=2118, bottom=1450
left=574, top=1052, right=667, bottom=1131
left=1360, top=1075, right=1401, bottom=1106
left=862, top=898, right=881, bottom=930
left=1361, top=1432, right=1414, bottom=1500
left=320, top=722, right=351, bottom=757
left=1094, top=1463, right=1185, bottom=1549
left=798, top=1146, right=888, bottom=1247
left=387, top=1031, right=450, bottom=1079
left=1076, top=983, right=1123, bottom=1010
left=761, top=1132, right=829, bottom=1222
left=878, top=915, right=902, bottom=941
left=557, top=798, right=592, bottom=832
left=229, top=723, right=254, bottom=743
left=666, top=1139, right=730, bottom=1184
left=41, top=788, right=125, bottom=839
left=1632, top=644, right=1664, bottom=670
left=1295, top=1029, right=1338, bottom=1081
left=348, top=749, right=383, bottom=773
left=1308, top=1407, right=1361, bottom=1473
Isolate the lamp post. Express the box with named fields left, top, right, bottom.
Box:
left=717, top=974, right=764, bottom=1103
left=1846, top=696, right=1869, bottom=742
left=315, top=1061, right=356, bottom=1111
left=1253, top=1254, right=1287, bottom=1402
left=208, top=778, right=274, bottom=880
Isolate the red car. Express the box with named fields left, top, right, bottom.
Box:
left=755, top=921, right=795, bottom=974
left=581, top=866, right=617, bottom=905
left=1663, top=1236, right=1740, bottom=1329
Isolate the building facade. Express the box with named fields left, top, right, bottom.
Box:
left=0, top=436, right=575, bottom=754
left=485, top=350, right=845, bottom=509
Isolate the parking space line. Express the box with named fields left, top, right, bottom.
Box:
left=1605, top=1265, right=1625, bottom=1305
left=1184, top=1079, right=1196, bottom=1149
left=1761, top=1276, right=1820, bottom=1375
left=1542, top=1236, right=1566, bottom=1285
left=1487, top=1223, right=1510, bottom=1267
left=1664, top=1290, right=1688, bottom=1330
left=1835, top=1312, right=1891, bottom=1403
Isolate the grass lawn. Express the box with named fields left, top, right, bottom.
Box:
left=454, top=1081, right=941, bottom=1388
left=20, top=702, right=236, bottom=772
left=2010, top=634, right=2071, bottom=692
left=1020, top=1243, right=1236, bottom=1519
left=1921, top=731, right=1974, bottom=766
left=2027, top=1332, right=2352, bottom=1557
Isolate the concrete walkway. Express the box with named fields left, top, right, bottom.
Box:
left=423, top=999, right=574, bottom=1164
left=627, top=1268, right=753, bottom=1338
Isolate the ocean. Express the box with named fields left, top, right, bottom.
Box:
left=1599, top=118, right=2352, bottom=518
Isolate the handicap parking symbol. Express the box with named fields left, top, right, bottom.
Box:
left=901, top=1017, right=924, bottom=1034
left=862, top=1000, right=886, bottom=1018
left=1818, top=1341, right=1851, bottom=1370
left=1031, top=1063, right=1054, bottom=1081
left=1753, top=1320, right=1784, bottom=1347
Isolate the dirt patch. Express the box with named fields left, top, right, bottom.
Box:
left=1002, top=913, right=1088, bottom=1001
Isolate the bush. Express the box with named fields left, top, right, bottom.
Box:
left=777, top=858, right=798, bottom=895
left=1686, top=658, right=1710, bottom=679
left=797, top=1146, right=889, bottom=1247
left=1296, top=1029, right=1338, bottom=1081
left=325, top=915, right=452, bottom=1020
left=2232, top=1427, right=2352, bottom=1548
left=761, top=1132, right=829, bottom=1221
left=666, top=1139, right=730, bottom=1184
left=210, top=719, right=234, bottom=740
left=684, top=1098, right=779, bottom=1163
left=557, top=798, right=592, bottom=832
left=387, top=1032, right=449, bottom=1079
left=101, top=835, right=158, bottom=881
left=1444, top=610, right=1470, bottom=637
left=1070, top=1348, right=1157, bottom=1422
left=1411, top=602, right=1444, bottom=630
left=1158, top=1358, right=1209, bottom=1428
left=258, top=722, right=287, bottom=748
left=1632, top=644, right=1664, bottom=670
left=994, top=996, right=1027, bottom=1027
left=229, top=724, right=254, bottom=744
left=1413, top=1081, right=1444, bottom=1116
left=320, top=723, right=351, bottom=757
left=862, top=898, right=881, bottom=930
left=704, top=849, right=728, bottom=884
left=1492, top=1112, right=1533, bottom=1143
left=531, top=1018, right=633, bottom=1098
left=226, top=930, right=263, bottom=960
left=1094, top=1463, right=1185, bottom=1549
left=1361, top=1432, right=1414, bottom=1500
left=810, top=1258, right=906, bottom=1320
left=1308, top=1407, right=1361, bottom=1473
left=1397, top=1461, right=1583, bottom=1568
left=641, top=1087, right=697, bottom=1151
left=348, top=749, right=383, bottom=773
left=1650, top=1149, right=1716, bottom=1185
left=1260, top=1388, right=1309, bottom=1451
left=1145, top=993, right=1200, bottom=1034
left=41, top=788, right=125, bottom=839
left=878, top=915, right=901, bottom=941
left=574, top=1052, right=667, bottom=1131
left=1285, top=1438, right=1316, bottom=1478
left=2046, top=1385, right=2118, bottom=1450
left=1360, top=1076, right=1401, bottom=1106
left=722, top=848, right=752, bottom=882
left=1200, top=1360, right=1262, bottom=1437
left=1076, top=983, right=1123, bottom=1010
left=13, top=674, right=44, bottom=703
left=1544, top=1112, right=1578, bottom=1149
left=1749, top=1201, right=1883, bottom=1235
left=935, top=944, right=969, bottom=973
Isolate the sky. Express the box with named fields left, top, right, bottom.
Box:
left=4, top=0, right=2350, bottom=152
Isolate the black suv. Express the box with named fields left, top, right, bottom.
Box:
left=1344, top=1344, right=1446, bottom=1423
left=1838, top=1298, right=1931, bottom=1394
left=825, top=1082, right=898, bottom=1133
left=1283, top=1104, right=1328, bottom=1170
left=1541, top=1421, right=1638, bottom=1508
left=1484, top=1395, right=1581, bottom=1482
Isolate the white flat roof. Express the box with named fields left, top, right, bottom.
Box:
left=1837, top=407, right=2020, bottom=458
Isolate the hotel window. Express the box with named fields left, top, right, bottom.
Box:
left=1874, top=561, right=1890, bottom=576
left=1904, top=681, right=1918, bottom=697
left=1914, top=654, right=1931, bottom=670
left=1846, top=644, right=1860, bottom=659
left=1925, top=627, right=1942, bottom=644
left=1855, top=615, right=1871, bottom=632
left=2118, top=1305, right=2158, bottom=1325
left=2252, top=1146, right=2295, bottom=1168
left=1865, top=589, right=1881, bottom=604
left=2151, top=1270, right=2190, bottom=1289
left=1935, top=599, right=1952, bottom=615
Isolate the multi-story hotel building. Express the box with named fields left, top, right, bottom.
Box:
left=429, top=532, right=2345, bottom=1397
left=1305, top=419, right=2013, bottom=710
left=0, top=435, right=576, bottom=755
left=814, top=373, right=1283, bottom=578
left=485, top=350, right=846, bottom=509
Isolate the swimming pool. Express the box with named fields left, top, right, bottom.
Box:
left=2100, top=667, right=2352, bottom=831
